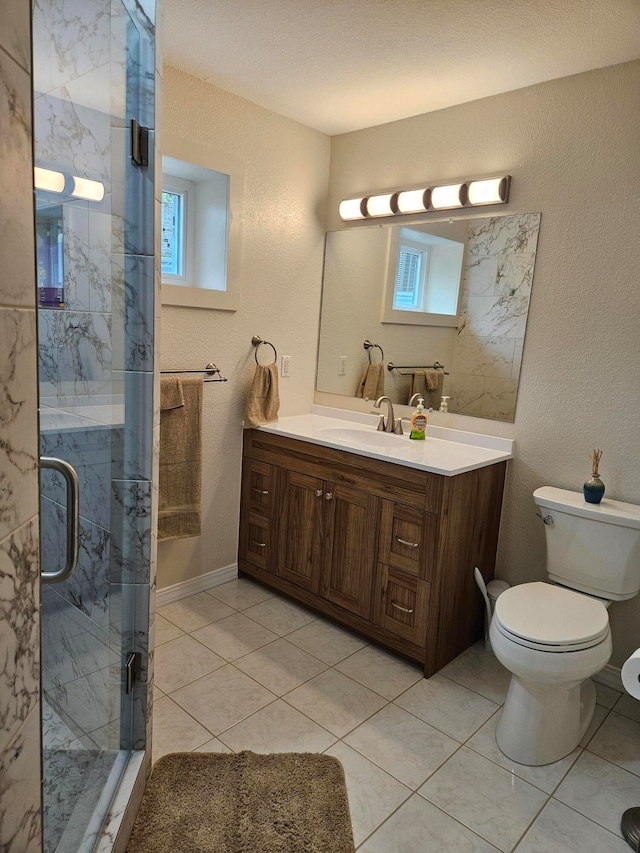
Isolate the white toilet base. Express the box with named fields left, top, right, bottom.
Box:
left=496, top=676, right=596, bottom=766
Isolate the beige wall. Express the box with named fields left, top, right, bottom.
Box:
left=158, top=66, right=330, bottom=588
left=324, top=60, right=640, bottom=667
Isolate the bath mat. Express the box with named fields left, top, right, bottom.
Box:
left=126, top=751, right=355, bottom=853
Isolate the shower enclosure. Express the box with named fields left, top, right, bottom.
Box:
left=33, top=0, right=157, bottom=849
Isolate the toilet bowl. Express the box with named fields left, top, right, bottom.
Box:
left=490, top=487, right=640, bottom=766
left=489, top=581, right=611, bottom=765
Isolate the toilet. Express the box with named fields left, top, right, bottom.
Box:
left=489, top=486, right=640, bottom=766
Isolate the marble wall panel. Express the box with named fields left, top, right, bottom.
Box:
left=112, top=254, right=155, bottom=373
left=0, top=47, right=36, bottom=308
left=111, top=480, right=152, bottom=584
left=0, top=520, right=40, bottom=753
left=33, top=0, right=111, bottom=96
left=0, top=705, right=42, bottom=853
left=112, top=371, right=154, bottom=480
left=0, top=310, right=39, bottom=540
left=449, top=213, right=541, bottom=422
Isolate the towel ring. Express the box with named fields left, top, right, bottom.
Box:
left=363, top=340, right=384, bottom=364
left=251, top=335, right=278, bottom=365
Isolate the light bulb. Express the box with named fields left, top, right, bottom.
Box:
left=338, top=197, right=366, bottom=220
left=71, top=176, right=105, bottom=202
left=431, top=184, right=464, bottom=209
left=468, top=177, right=508, bottom=205
left=366, top=193, right=395, bottom=217
left=34, top=167, right=65, bottom=193
left=396, top=189, right=428, bottom=214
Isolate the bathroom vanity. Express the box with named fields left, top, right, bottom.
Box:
left=238, top=410, right=512, bottom=677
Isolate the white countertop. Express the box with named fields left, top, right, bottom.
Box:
left=257, top=406, right=514, bottom=476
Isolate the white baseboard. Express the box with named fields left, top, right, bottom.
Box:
left=593, top=664, right=623, bottom=693
left=156, top=563, right=238, bottom=607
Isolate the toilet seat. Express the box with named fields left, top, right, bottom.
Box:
left=493, top=581, right=610, bottom=653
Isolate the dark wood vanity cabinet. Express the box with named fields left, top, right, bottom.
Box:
left=238, top=429, right=507, bottom=677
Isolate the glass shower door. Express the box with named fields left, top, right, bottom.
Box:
left=33, top=0, right=156, bottom=849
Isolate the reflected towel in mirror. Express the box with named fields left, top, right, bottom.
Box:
left=409, top=370, right=443, bottom=408
left=356, top=362, right=385, bottom=400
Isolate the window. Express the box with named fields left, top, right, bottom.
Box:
left=161, top=174, right=195, bottom=284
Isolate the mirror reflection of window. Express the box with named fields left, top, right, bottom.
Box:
left=161, top=190, right=184, bottom=278
left=394, top=237, right=428, bottom=311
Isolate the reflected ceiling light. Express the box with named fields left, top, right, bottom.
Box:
left=71, top=176, right=105, bottom=202
left=468, top=176, right=511, bottom=206
left=338, top=176, right=511, bottom=220
left=431, top=183, right=465, bottom=210
left=338, top=197, right=367, bottom=220
left=34, top=166, right=65, bottom=193
left=366, top=193, right=395, bottom=217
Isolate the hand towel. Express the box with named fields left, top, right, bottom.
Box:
left=160, top=376, right=184, bottom=411
left=356, top=362, right=385, bottom=400
left=409, top=370, right=444, bottom=409
left=158, top=376, right=203, bottom=541
left=244, top=363, right=280, bottom=428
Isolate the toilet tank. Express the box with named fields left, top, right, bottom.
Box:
left=533, top=487, right=640, bottom=601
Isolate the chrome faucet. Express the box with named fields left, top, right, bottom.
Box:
left=374, top=396, right=403, bottom=434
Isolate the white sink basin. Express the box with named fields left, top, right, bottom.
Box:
left=317, top=426, right=408, bottom=450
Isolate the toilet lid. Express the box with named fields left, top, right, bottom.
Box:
left=494, top=582, right=609, bottom=647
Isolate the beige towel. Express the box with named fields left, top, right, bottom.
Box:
left=409, top=370, right=444, bottom=409
left=158, top=376, right=203, bottom=541
left=244, top=364, right=280, bottom=428
left=356, top=363, right=385, bottom=400
left=160, top=377, right=184, bottom=410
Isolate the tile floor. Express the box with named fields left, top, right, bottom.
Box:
left=153, top=578, right=638, bottom=852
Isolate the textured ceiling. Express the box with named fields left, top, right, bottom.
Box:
left=163, top=0, right=640, bottom=135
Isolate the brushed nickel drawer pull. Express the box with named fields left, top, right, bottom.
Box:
left=391, top=601, right=414, bottom=614
left=315, top=489, right=323, bottom=497
left=325, top=492, right=333, bottom=500
left=396, top=536, right=419, bottom=548
left=250, top=540, right=267, bottom=549
left=252, top=487, right=269, bottom=495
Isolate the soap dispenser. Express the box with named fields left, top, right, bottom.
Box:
left=410, top=397, right=427, bottom=440
left=439, top=396, right=450, bottom=413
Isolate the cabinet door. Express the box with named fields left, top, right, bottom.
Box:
left=373, top=564, right=430, bottom=646
left=241, top=459, right=276, bottom=517
left=379, top=501, right=437, bottom=579
left=277, top=469, right=323, bottom=592
left=239, top=512, right=275, bottom=573
left=321, top=484, right=378, bottom=619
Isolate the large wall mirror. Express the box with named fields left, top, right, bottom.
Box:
left=316, top=212, right=541, bottom=422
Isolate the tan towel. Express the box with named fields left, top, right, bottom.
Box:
left=158, top=376, right=203, bottom=542
left=356, top=362, right=385, bottom=400
left=160, top=377, right=184, bottom=410
left=244, top=364, right=280, bottom=428
left=409, top=370, right=444, bottom=409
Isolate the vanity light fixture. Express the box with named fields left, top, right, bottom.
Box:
left=34, top=167, right=65, bottom=194
left=71, top=176, right=105, bottom=202
left=338, top=175, right=511, bottom=220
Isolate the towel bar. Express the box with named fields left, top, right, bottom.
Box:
left=161, top=363, right=228, bottom=382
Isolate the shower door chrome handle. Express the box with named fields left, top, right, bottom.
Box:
left=40, top=456, right=80, bottom=584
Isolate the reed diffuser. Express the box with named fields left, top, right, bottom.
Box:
left=583, top=449, right=605, bottom=504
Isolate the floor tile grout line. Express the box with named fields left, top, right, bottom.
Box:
left=504, top=791, right=552, bottom=852
left=545, top=794, right=633, bottom=842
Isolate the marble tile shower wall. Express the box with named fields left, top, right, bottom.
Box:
left=448, top=213, right=541, bottom=421
left=0, top=1, right=43, bottom=851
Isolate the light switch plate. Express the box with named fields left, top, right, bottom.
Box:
left=281, top=356, right=291, bottom=377
left=339, top=356, right=347, bottom=375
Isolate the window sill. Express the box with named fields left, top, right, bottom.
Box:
left=161, top=283, right=239, bottom=312
left=381, top=309, right=461, bottom=327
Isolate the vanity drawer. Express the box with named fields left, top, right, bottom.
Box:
left=239, top=511, right=275, bottom=573
left=242, top=459, right=277, bottom=517
left=373, top=564, right=430, bottom=647
left=378, top=501, right=437, bottom=579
